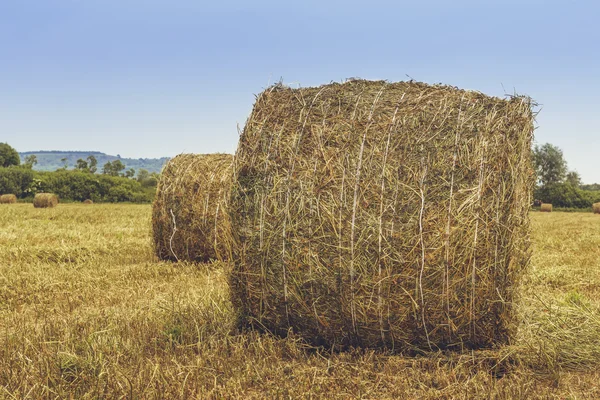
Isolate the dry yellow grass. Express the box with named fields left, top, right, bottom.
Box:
left=1, top=205, right=600, bottom=398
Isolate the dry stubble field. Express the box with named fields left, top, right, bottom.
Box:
left=1, top=204, right=600, bottom=399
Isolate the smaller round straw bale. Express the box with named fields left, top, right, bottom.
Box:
left=540, top=203, right=553, bottom=213
left=0, top=194, right=17, bottom=204
left=83, top=199, right=93, bottom=204
left=33, top=193, right=59, bottom=208
left=152, top=153, right=234, bottom=262
left=593, top=202, right=600, bottom=214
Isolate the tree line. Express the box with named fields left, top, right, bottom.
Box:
left=0, top=143, right=158, bottom=203
left=533, top=143, right=600, bottom=209
left=2, top=141, right=596, bottom=208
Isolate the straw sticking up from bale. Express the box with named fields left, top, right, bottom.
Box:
left=593, top=202, right=600, bottom=214
left=230, top=80, right=535, bottom=351
left=0, top=194, right=17, bottom=204
left=33, top=193, right=59, bottom=208
left=540, top=204, right=553, bottom=213
left=152, top=153, right=234, bottom=262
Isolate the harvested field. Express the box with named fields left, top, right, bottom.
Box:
left=230, top=80, right=535, bottom=351
left=1, top=205, right=600, bottom=398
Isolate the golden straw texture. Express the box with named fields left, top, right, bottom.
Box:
left=0, top=194, right=17, bottom=204
left=33, top=193, right=58, bottom=208
left=230, top=80, right=535, bottom=351
left=152, top=153, right=234, bottom=262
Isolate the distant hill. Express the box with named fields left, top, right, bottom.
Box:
left=19, top=151, right=169, bottom=174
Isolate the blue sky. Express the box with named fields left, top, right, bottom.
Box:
left=1, top=0, right=598, bottom=181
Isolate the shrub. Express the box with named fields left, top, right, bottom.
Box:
left=535, top=183, right=597, bottom=209
left=0, top=167, right=34, bottom=198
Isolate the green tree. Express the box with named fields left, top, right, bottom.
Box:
left=566, top=171, right=582, bottom=188
left=75, top=158, right=89, bottom=171
left=136, top=169, right=158, bottom=188
left=0, top=167, right=34, bottom=196
left=87, top=155, right=98, bottom=173
left=23, top=155, right=38, bottom=169
left=111, top=160, right=125, bottom=175
left=59, top=157, right=69, bottom=170
left=136, top=169, right=150, bottom=182
left=0, top=143, right=20, bottom=167
left=582, top=184, right=600, bottom=191
left=148, top=172, right=160, bottom=187
left=535, top=183, right=593, bottom=209
left=102, top=160, right=126, bottom=176
left=124, top=168, right=135, bottom=178
left=533, top=143, right=568, bottom=187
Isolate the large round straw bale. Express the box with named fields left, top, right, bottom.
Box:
left=152, top=153, right=234, bottom=262
left=33, top=193, right=59, bottom=208
left=0, top=194, right=17, bottom=204
left=540, top=203, right=552, bottom=213
left=592, top=202, right=600, bottom=214
left=83, top=199, right=93, bottom=204
left=230, top=80, right=535, bottom=351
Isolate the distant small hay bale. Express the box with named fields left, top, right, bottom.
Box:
left=540, top=203, right=553, bottom=213
left=83, top=199, right=93, bottom=204
left=33, top=193, right=59, bottom=208
left=0, top=194, right=17, bottom=204
left=152, top=153, right=234, bottom=262
left=230, top=79, right=535, bottom=352
left=593, top=202, right=600, bottom=214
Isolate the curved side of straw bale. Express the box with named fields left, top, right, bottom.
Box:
left=0, top=194, right=17, bottom=204
left=540, top=204, right=552, bottom=213
left=592, top=202, right=600, bottom=214
left=83, top=199, right=93, bottom=204
left=152, top=153, right=234, bottom=262
left=33, top=193, right=59, bottom=208
left=230, top=80, right=535, bottom=351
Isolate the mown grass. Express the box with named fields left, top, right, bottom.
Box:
left=1, top=204, right=600, bottom=399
